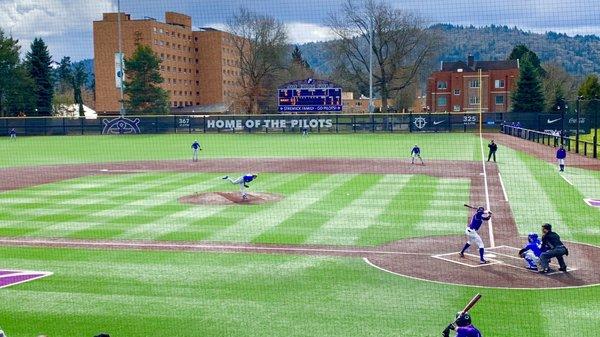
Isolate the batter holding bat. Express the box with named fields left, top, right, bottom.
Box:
left=459, top=205, right=492, bottom=264
left=442, top=294, right=483, bottom=337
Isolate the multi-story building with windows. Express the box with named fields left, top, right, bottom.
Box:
left=93, top=12, right=243, bottom=114
left=426, top=55, right=519, bottom=113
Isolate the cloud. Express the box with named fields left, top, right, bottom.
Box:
left=0, top=0, right=114, bottom=59
left=286, top=23, right=336, bottom=44
left=203, top=22, right=336, bottom=45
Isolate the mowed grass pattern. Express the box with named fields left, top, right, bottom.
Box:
left=495, top=144, right=600, bottom=245
left=1, top=246, right=599, bottom=337
left=0, top=172, right=470, bottom=246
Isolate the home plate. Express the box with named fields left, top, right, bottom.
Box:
left=485, top=254, right=497, bottom=258
left=100, top=169, right=109, bottom=172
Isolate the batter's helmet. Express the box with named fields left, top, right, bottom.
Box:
left=455, top=312, right=472, bottom=327
left=527, top=233, right=539, bottom=243
left=476, top=207, right=484, bottom=213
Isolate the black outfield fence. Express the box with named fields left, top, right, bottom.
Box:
left=502, top=125, right=598, bottom=159
left=0, top=112, right=505, bottom=136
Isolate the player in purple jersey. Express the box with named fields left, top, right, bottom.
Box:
left=222, top=174, right=258, bottom=200
left=459, top=207, right=492, bottom=264
left=518, top=233, right=542, bottom=270
left=443, top=312, right=482, bottom=337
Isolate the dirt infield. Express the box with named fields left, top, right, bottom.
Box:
left=179, top=192, right=284, bottom=205
left=484, top=133, right=600, bottom=170
left=1, top=157, right=599, bottom=289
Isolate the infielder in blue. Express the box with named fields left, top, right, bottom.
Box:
left=411, top=144, right=424, bottom=165
left=518, top=233, right=542, bottom=270
left=223, top=174, right=258, bottom=200
left=191, top=140, right=201, bottom=162
left=459, top=207, right=492, bottom=264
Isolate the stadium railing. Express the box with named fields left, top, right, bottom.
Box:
left=502, top=124, right=598, bottom=159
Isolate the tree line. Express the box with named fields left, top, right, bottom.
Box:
left=0, top=29, right=92, bottom=117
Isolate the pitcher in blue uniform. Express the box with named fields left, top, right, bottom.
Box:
left=223, top=174, right=258, bottom=200
left=191, top=140, right=201, bottom=162
left=459, top=207, right=492, bottom=264
left=443, top=312, right=482, bottom=337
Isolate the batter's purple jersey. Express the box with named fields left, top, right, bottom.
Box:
left=456, top=325, right=482, bottom=337
left=468, top=211, right=490, bottom=231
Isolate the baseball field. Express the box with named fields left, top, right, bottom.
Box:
left=0, top=132, right=599, bottom=336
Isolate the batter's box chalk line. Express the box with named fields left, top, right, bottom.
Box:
left=431, top=252, right=502, bottom=268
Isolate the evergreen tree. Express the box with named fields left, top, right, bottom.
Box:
left=5, top=64, right=36, bottom=116
left=123, top=44, right=169, bottom=114
left=72, top=63, right=88, bottom=116
left=578, top=74, right=600, bottom=99
left=288, top=45, right=314, bottom=81
left=550, top=86, right=567, bottom=112
left=57, top=56, right=73, bottom=93
left=511, top=57, right=545, bottom=112
left=25, top=38, right=54, bottom=116
left=0, top=29, right=22, bottom=116
left=509, top=44, right=546, bottom=76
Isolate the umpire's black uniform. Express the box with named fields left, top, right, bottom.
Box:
left=539, top=223, right=568, bottom=273
left=487, top=141, right=498, bottom=162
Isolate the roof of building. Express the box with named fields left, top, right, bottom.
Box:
left=441, top=59, right=519, bottom=72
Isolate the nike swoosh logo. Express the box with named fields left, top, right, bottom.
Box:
left=547, top=118, right=562, bottom=124
left=433, top=120, right=445, bottom=125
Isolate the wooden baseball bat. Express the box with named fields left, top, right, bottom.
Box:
left=459, top=293, right=482, bottom=315
left=463, top=204, right=477, bottom=209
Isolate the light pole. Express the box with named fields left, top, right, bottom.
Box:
left=368, top=16, right=374, bottom=114
left=117, top=0, right=125, bottom=116
left=594, top=97, right=599, bottom=158
left=575, top=96, right=581, bottom=153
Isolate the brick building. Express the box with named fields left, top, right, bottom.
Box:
left=93, top=12, right=243, bottom=114
left=426, top=55, right=519, bottom=113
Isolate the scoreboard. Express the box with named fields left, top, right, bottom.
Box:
left=278, top=78, right=343, bottom=112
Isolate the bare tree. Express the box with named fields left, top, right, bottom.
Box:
left=328, top=0, right=441, bottom=112
left=228, top=8, right=288, bottom=114
left=542, top=62, right=578, bottom=112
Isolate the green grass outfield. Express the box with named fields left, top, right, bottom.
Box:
left=0, top=132, right=599, bottom=336
left=0, top=172, right=470, bottom=246
left=0, top=133, right=481, bottom=168
left=2, top=246, right=599, bottom=337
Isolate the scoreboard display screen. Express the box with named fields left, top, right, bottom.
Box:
left=278, top=79, right=342, bottom=112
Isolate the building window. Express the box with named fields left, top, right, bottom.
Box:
left=495, top=95, right=505, bottom=105
left=453, top=105, right=461, bottom=112
left=469, top=96, right=480, bottom=105
left=454, top=89, right=460, bottom=95
left=495, top=79, right=505, bottom=88
left=437, top=96, right=448, bottom=107
left=437, top=81, right=448, bottom=90
left=469, top=80, right=480, bottom=88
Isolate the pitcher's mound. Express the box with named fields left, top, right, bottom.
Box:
left=179, top=192, right=283, bottom=205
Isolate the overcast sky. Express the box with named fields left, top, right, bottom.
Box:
left=1, top=0, right=599, bottom=61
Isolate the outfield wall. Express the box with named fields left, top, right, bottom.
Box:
left=0, top=111, right=594, bottom=136
left=0, top=113, right=504, bottom=136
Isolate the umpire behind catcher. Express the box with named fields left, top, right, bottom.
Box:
left=539, top=223, right=569, bottom=274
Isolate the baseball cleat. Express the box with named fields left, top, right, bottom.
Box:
left=459, top=253, right=465, bottom=258
left=526, top=266, right=538, bottom=271
left=479, top=260, right=489, bottom=264
left=558, top=267, right=568, bottom=272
